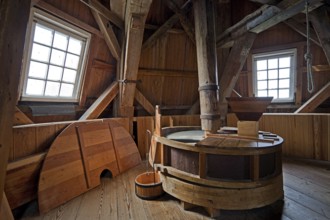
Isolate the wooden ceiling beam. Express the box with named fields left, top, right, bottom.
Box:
left=165, top=0, right=195, bottom=45
left=90, top=10, right=121, bottom=60
left=36, top=1, right=103, bottom=37
left=219, top=33, right=257, bottom=103
left=217, top=0, right=323, bottom=48
left=142, top=0, right=192, bottom=50
left=249, top=0, right=323, bottom=34
left=284, top=18, right=321, bottom=47
left=310, top=6, right=330, bottom=65
left=218, top=33, right=256, bottom=120
left=295, top=81, right=330, bottom=113
left=134, top=89, right=155, bottom=115
left=79, top=81, right=119, bottom=120
left=80, top=0, right=124, bottom=29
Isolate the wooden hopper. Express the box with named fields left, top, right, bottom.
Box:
left=226, top=97, right=273, bottom=121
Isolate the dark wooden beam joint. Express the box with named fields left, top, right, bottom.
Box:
left=166, top=0, right=195, bottom=44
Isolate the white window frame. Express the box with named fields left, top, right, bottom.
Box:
left=252, top=49, right=297, bottom=103
left=20, top=8, right=91, bottom=102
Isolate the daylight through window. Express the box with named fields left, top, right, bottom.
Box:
left=252, top=49, right=296, bottom=102
left=21, top=9, right=90, bottom=102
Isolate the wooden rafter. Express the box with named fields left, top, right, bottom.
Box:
left=134, top=89, right=155, bottom=115
left=165, top=0, right=195, bottom=45
left=79, top=81, right=119, bottom=120
left=295, top=81, right=330, bottom=113
left=310, top=6, right=330, bottom=65
left=142, top=0, right=192, bottom=50
left=217, top=0, right=323, bottom=48
left=80, top=0, right=124, bottom=29
left=119, top=0, right=152, bottom=117
left=219, top=33, right=257, bottom=103
left=90, top=10, right=121, bottom=60
left=250, top=0, right=323, bottom=34
left=37, top=1, right=103, bottom=37
left=284, top=18, right=321, bottom=47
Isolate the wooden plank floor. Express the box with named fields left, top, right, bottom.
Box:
left=18, top=158, right=330, bottom=220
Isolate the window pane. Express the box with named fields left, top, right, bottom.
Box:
left=28, top=61, right=47, bottom=79
left=279, top=89, right=290, bottom=98
left=268, top=58, right=278, bottom=69
left=257, top=60, right=267, bottom=70
left=258, top=80, right=267, bottom=90
left=65, top=54, right=80, bottom=69
left=268, top=70, right=278, bottom=79
left=279, top=68, right=290, bottom=78
left=68, top=38, right=82, bottom=55
left=257, top=71, right=267, bottom=80
left=268, top=89, right=278, bottom=99
left=26, top=79, right=45, bottom=95
left=63, top=69, right=76, bottom=83
left=34, top=24, right=53, bottom=46
left=257, top=90, right=267, bottom=97
left=31, top=43, right=51, bottom=62
left=53, top=32, right=68, bottom=50
left=279, top=57, right=290, bottom=68
left=45, top=81, right=60, bottom=96
left=60, top=83, right=74, bottom=97
left=48, top=65, right=63, bottom=81
left=268, top=80, right=278, bottom=89
left=279, top=79, right=290, bottom=88
left=50, top=49, right=65, bottom=66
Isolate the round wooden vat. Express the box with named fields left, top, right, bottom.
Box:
left=155, top=126, right=284, bottom=211
left=135, top=172, right=164, bottom=200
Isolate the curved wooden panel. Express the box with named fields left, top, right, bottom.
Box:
left=38, top=120, right=141, bottom=213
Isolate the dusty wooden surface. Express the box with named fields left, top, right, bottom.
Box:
left=17, top=158, right=330, bottom=220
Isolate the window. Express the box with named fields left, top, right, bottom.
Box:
left=252, top=49, right=296, bottom=102
left=21, top=9, right=91, bottom=102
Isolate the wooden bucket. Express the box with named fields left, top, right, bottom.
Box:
left=135, top=172, right=164, bottom=200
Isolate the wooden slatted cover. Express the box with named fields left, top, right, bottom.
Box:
left=38, top=120, right=141, bottom=213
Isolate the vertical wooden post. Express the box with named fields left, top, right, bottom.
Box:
left=193, top=0, right=221, bottom=132
left=0, top=0, right=31, bottom=211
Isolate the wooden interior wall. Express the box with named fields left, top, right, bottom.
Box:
left=137, top=30, right=198, bottom=115
left=227, top=113, right=330, bottom=161
left=6, top=118, right=129, bottom=209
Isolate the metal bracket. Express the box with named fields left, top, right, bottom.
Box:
left=118, top=79, right=142, bottom=84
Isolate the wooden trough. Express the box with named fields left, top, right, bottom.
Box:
left=135, top=171, right=164, bottom=200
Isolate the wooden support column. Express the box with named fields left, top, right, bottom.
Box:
left=0, top=0, right=31, bottom=211
left=119, top=0, right=152, bottom=117
left=219, top=33, right=257, bottom=118
left=310, top=6, right=330, bottom=65
left=193, top=0, right=220, bottom=132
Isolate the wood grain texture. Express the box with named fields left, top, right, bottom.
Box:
left=229, top=113, right=330, bottom=161
left=19, top=159, right=330, bottom=219
left=38, top=120, right=140, bottom=213
left=0, top=0, right=31, bottom=206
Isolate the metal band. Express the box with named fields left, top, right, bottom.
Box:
left=200, top=114, right=221, bottom=120
left=198, top=84, right=219, bottom=91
